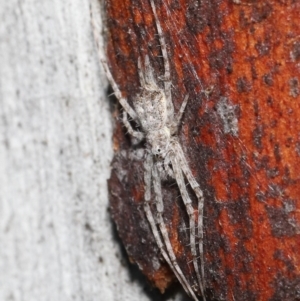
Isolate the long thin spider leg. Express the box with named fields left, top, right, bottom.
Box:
left=164, top=155, right=174, bottom=178
left=156, top=157, right=173, bottom=180
left=175, top=94, right=189, bottom=127
left=172, top=140, right=206, bottom=299
left=156, top=161, right=168, bottom=181
left=90, top=4, right=138, bottom=121
left=144, top=55, right=157, bottom=87
left=137, top=57, right=146, bottom=87
left=169, top=151, right=206, bottom=301
left=143, top=154, right=198, bottom=301
left=170, top=94, right=189, bottom=134
left=149, top=0, right=173, bottom=116
left=122, top=111, right=144, bottom=141
left=152, top=163, right=199, bottom=301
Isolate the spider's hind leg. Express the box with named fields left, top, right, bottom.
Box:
left=151, top=162, right=199, bottom=301
left=171, top=141, right=206, bottom=300
left=143, top=155, right=199, bottom=300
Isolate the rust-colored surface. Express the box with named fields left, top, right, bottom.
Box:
left=106, top=0, right=300, bottom=300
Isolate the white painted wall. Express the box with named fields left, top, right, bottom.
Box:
left=0, top=1, right=186, bottom=300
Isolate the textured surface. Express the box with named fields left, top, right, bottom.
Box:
left=0, top=1, right=171, bottom=301
left=107, top=0, right=300, bottom=300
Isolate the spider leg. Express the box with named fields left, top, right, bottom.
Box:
left=172, top=140, right=206, bottom=300
left=90, top=4, right=138, bottom=121
left=152, top=162, right=199, bottom=301
left=175, top=94, right=189, bottom=128
left=169, top=152, right=204, bottom=299
left=156, top=157, right=173, bottom=180
left=149, top=0, right=174, bottom=118
left=122, top=111, right=144, bottom=142
left=170, top=94, right=189, bottom=134
left=137, top=56, right=146, bottom=87
left=143, top=154, right=198, bottom=301
left=164, top=155, right=174, bottom=178
left=144, top=55, right=157, bottom=87
left=156, top=161, right=168, bottom=181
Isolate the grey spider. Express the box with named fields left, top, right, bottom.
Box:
left=92, top=0, right=206, bottom=300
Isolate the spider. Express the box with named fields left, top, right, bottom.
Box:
left=92, top=0, right=206, bottom=300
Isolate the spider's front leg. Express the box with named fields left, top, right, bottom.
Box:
left=90, top=7, right=138, bottom=122
left=149, top=0, right=173, bottom=119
